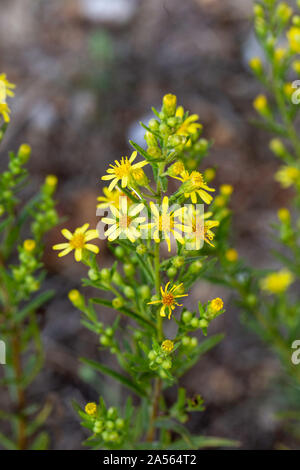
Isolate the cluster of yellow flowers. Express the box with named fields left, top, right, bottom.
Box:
left=0, top=74, right=15, bottom=123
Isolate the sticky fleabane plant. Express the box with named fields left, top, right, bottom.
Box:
left=0, top=74, right=59, bottom=450
left=53, top=94, right=237, bottom=450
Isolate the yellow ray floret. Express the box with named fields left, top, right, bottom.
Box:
left=53, top=224, right=99, bottom=262
left=179, top=207, right=219, bottom=250
left=140, top=196, right=191, bottom=252
left=102, top=196, right=145, bottom=243
left=97, top=187, right=131, bottom=210
left=102, top=151, right=148, bottom=191
left=171, top=170, right=215, bottom=204
left=148, top=282, right=188, bottom=319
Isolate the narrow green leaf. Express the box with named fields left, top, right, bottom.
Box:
left=15, top=290, right=55, bottom=323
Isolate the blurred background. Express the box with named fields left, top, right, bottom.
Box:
left=0, top=0, right=295, bottom=449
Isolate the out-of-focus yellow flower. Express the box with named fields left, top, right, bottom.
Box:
left=168, top=160, right=185, bottom=176
left=204, top=168, right=216, bottom=182
left=292, top=60, right=300, bottom=74
left=131, top=167, right=149, bottom=187
left=274, top=48, right=287, bottom=63
left=161, top=339, right=174, bottom=353
left=260, top=269, right=294, bottom=294
left=102, top=197, right=145, bottom=243
left=176, top=114, right=202, bottom=137
left=220, top=184, right=233, bottom=196
left=68, top=289, right=81, bottom=303
left=0, top=74, right=15, bottom=102
left=172, top=170, right=215, bottom=204
left=97, top=187, right=130, bottom=210
left=0, top=103, right=11, bottom=122
left=85, top=402, right=97, bottom=416
left=148, top=282, right=188, bottom=319
left=287, top=26, right=300, bottom=53
left=269, top=138, right=285, bottom=157
left=53, top=224, right=99, bottom=262
left=253, top=94, right=269, bottom=115
left=277, top=208, right=291, bottom=223
left=275, top=165, right=300, bottom=188
left=45, top=175, right=58, bottom=187
left=141, top=196, right=191, bottom=252
left=102, top=151, right=148, bottom=191
left=249, top=57, right=263, bottom=73
left=276, top=3, right=292, bottom=23
left=225, top=248, right=238, bottom=262
left=283, top=82, right=294, bottom=99
left=210, top=298, right=224, bottom=312
left=214, top=195, right=226, bottom=207
left=23, top=239, right=36, bottom=253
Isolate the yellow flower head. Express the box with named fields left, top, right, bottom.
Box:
left=277, top=208, right=290, bottom=223
left=287, top=26, right=300, bottom=53
left=253, top=94, right=268, bottom=113
left=141, top=196, right=191, bottom=252
left=102, top=151, right=148, bottom=191
left=249, top=57, right=263, bottom=73
left=131, top=167, right=149, bottom=187
left=275, top=165, right=300, bottom=188
left=210, top=298, right=224, bottom=312
left=261, top=269, right=294, bottom=294
left=225, top=248, right=238, bottom=262
left=23, top=239, right=36, bottom=253
left=176, top=114, right=202, bottom=137
left=274, top=48, right=287, bottom=63
left=161, top=339, right=174, bottom=353
left=53, top=224, right=99, bottom=262
left=148, top=282, right=188, bottom=319
left=292, top=60, right=300, bottom=74
left=85, top=402, right=97, bottom=416
left=68, top=289, right=81, bottom=304
left=204, top=167, right=216, bottom=182
left=178, top=207, right=219, bottom=250
left=102, top=197, right=145, bottom=243
left=0, top=74, right=15, bottom=102
left=45, top=174, right=58, bottom=188
left=97, top=187, right=130, bottom=210
left=172, top=170, right=215, bottom=204
left=0, top=103, right=11, bottom=123
left=168, top=160, right=185, bottom=177
left=220, top=184, right=233, bottom=196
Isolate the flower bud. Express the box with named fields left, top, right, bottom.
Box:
left=123, top=286, right=135, bottom=299
left=112, top=297, right=124, bottom=309
left=162, top=93, right=177, bottom=117
left=182, top=311, right=193, bottom=324
left=18, top=144, right=31, bottom=164
left=123, top=263, right=135, bottom=277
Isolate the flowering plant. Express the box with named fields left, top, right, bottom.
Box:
left=55, top=94, right=236, bottom=449
left=0, top=75, right=58, bottom=449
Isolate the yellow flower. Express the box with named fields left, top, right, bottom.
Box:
left=0, top=74, right=15, bottom=102
left=102, top=151, right=148, bottom=191
left=53, top=224, right=99, bottom=262
left=23, top=239, right=36, bottom=253
left=176, top=114, right=202, bottom=137
left=283, top=82, right=294, bottom=99
left=68, top=289, right=81, bottom=303
left=178, top=207, right=219, bottom=249
left=45, top=175, right=58, bottom=187
left=161, top=339, right=174, bottom=353
left=210, top=298, right=224, bottom=312
left=277, top=208, right=290, bottom=223
left=287, top=26, right=300, bottom=53
left=168, top=160, right=185, bottom=176
left=148, top=282, right=188, bottom=319
left=249, top=57, right=263, bottom=73
left=102, top=197, right=145, bottom=243
left=275, top=165, right=300, bottom=188
left=260, top=269, right=294, bottom=294
left=274, top=48, right=286, bottom=63
left=253, top=94, right=268, bottom=114
left=97, top=187, right=130, bottom=210
left=0, top=103, right=11, bottom=123
left=140, top=196, right=191, bottom=252
left=172, top=170, right=215, bottom=204
left=220, top=184, right=233, bottom=196
left=131, top=167, right=149, bottom=187
left=225, top=248, right=238, bottom=262
left=85, top=402, right=97, bottom=416
left=292, top=60, right=300, bottom=74
left=204, top=168, right=216, bottom=182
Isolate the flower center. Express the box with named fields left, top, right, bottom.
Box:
left=159, top=214, right=174, bottom=232
left=70, top=233, right=85, bottom=249
left=162, top=293, right=174, bottom=307
left=191, top=172, right=203, bottom=187
left=119, top=215, right=132, bottom=229
left=114, top=158, right=131, bottom=178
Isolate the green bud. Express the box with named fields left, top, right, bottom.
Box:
left=156, top=356, right=163, bottom=364
left=106, top=420, right=115, bottom=430
left=88, top=269, right=99, bottom=281
left=102, top=431, right=110, bottom=442
left=108, top=431, right=119, bottom=442
left=172, top=256, right=185, bottom=268
left=147, top=146, right=162, bottom=159
left=145, top=131, right=158, bottom=147
left=167, top=117, right=177, bottom=127
left=148, top=350, right=157, bottom=361
left=182, top=336, right=190, bottom=347
left=167, top=267, right=177, bottom=278
left=195, top=139, right=208, bottom=154
left=123, top=286, right=135, bottom=299
left=105, top=327, right=114, bottom=337
left=139, top=285, right=151, bottom=300
left=112, top=271, right=123, bottom=285
left=162, top=94, right=177, bottom=117
left=100, top=268, right=111, bottom=282
left=136, top=244, right=146, bottom=255
left=190, top=318, right=200, bottom=329
left=182, top=311, right=193, bottom=324
left=162, top=359, right=172, bottom=370
left=148, top=118, right=159, bottom=131
left=159, top=122, right=170, bottom=136
left=100, top=335, right=110, bottom=346
left=116, top=418, right=125, bottom=430
left=123, top=263, right=135, bottom=277
left=107, top=407, right=118, bottom=419
left=115, top=246, right=125, bottom=259
left=190, top=337, right=198, bottom=348
left=189, top=260, right=202, bottom=274
left=199, top=319, right=209, bottom=328
left=112, top=297, right=124, bottom=309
